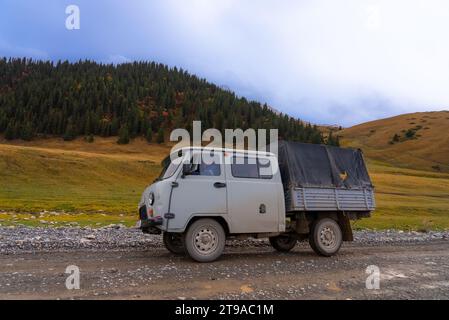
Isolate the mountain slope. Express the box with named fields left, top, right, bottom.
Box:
left=0, top=58, right=323, bottom=144
left=338, top=111, right=449, bottom=230
left=340, top=111, right=449, bottom=172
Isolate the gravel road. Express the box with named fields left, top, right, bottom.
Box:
left=0, top=226, right=448, bottom=300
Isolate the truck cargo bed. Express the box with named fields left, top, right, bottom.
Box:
left=279, top=141, right=376, bottom=213
left=285, top=187, right=375, bottom=212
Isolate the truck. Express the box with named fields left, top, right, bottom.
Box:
left=138, top=141, right=375, bottom=262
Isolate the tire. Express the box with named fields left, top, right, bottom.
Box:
left=309, top=218, right=343, bottom=257
left=163, top=232, right=185, bottom=255
left=269, top=235, right=297, bottom=252
left=184, top=218, right=226, bottom=263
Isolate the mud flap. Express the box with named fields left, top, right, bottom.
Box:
left=295, top=212, right=310, bottom=234
left=338, top=212, right=353, bottom=241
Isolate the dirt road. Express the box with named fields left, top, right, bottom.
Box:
left=1, top=239, right=448, bottom=299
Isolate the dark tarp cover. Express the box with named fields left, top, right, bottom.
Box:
left=278, top=141, right=373, bottom=189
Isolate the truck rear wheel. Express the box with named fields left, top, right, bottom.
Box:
left=269, top=235, right=297, bottom=252
left=184, top=218, right=226, bottom=263
left=163, top=232, right=185, bottom=255
left=309, top=218, right=343, bottom=257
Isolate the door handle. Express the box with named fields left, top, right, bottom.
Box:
left=214, top=182, right=226, bottom=188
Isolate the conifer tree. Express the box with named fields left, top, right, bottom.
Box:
left=20, top=122, right=34, bottom=141
left=4, top=123, right=16, bottom=140
left=117, top=124, right=130, bottom=145
left=145, top=126, right=153, bottom=143
left=156, top=127, right=164, bottom=144
left=0, top=58, right=324, bottom=145
left=63, top=122, right=76, bottom=141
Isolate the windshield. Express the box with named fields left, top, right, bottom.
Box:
left=157, top=155, right=181, bottom=181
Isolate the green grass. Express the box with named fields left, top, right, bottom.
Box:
left=1, top=139, right=448, bottom=230
left=352, top=160, right=449, bottom=230
left=0, top=212, right=137, bottom=228
left=0, top=140, right=164, bottom=216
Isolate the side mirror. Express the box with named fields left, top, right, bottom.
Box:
left=182, top=163, right=193, bottom=178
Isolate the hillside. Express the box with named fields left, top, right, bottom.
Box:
left=0, top=137, right=169, bottom=215
left=340, top=111, right=449, bottom=173
left=0, top=58, right=324, bottom=145
left=0, top=105, right=449, bottom=230
left=1, top=135, right=448, bottom=230
left=339, top=111, right=449, bottom=230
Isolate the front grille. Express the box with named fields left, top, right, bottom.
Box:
left=139, top=205, right=148, bottom=220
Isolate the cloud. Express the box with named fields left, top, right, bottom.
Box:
left=1, top=0, right=449, bottom=125
left=153, top=0, right=449, bottom=125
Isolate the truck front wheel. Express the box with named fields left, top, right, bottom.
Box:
left=163, top=232, right=185, bottom=255
left=184, top=218, right=226, bottom=263
left=309, top=218, right=343, bottom=257
left=269, top=235, right=297, bottom=252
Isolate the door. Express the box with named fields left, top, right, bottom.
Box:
left=169, top=150, right=227, bottom=231
left=225, top=154, right=280, bottom=233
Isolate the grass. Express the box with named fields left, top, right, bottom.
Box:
left=352, top=161, right=449, bottom=230
left=339, top=111, right=449, bottom=230
left=1, top=136, right=448, bottom=230
left=340, top=110, right=449, bottom=173
left=0, top=212, right=137, bottom=228
left=0, top=137, right=169, bottom=217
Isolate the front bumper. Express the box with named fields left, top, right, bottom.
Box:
left=138, top=205, right=163, bottom=234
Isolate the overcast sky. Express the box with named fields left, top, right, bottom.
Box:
left=1, top=0, right=449, bottom=126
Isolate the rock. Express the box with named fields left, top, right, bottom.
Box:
left=80, top=238, right=92, bottom=244
left=0, top=226, right=447, bottom=255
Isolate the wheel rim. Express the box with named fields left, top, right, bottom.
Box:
left=193, top=226, right=218, bottom=255
left=319, top=225, right=337, bottom=249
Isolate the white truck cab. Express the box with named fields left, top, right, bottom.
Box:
left=138, top=144, right=374, bottom=262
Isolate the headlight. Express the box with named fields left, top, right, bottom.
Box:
left=148, top=192, right=155, bottom=205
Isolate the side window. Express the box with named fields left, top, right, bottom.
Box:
left=231, top=157, right=259, bottom=179
left=190, top=152, right=221, bottom=177
left=231, top=156, right=273, bottom=179
left=198, top=162, right=221, bottom=176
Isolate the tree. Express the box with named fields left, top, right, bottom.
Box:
left=334, top=135, right=340, bottom=147
left=63, top=122, right=76, bottom=141
left=327, top=131, right=335, bottom=146
left=117, top=125, right=130, bottom=144
left=145, top=127, right=153, bottom=143
left=0, top=58, right=324, bottom=145
left=156, top=127, right=164, bottom=144
left=20, top=122, right=34, bottom=141
left=405, top=129, right=415, bottom=139
left=392, top=134, right=400, bottom=143
left=327, top=131, right=341, bottom=147
left=4, top=123, right=16, bottom=140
